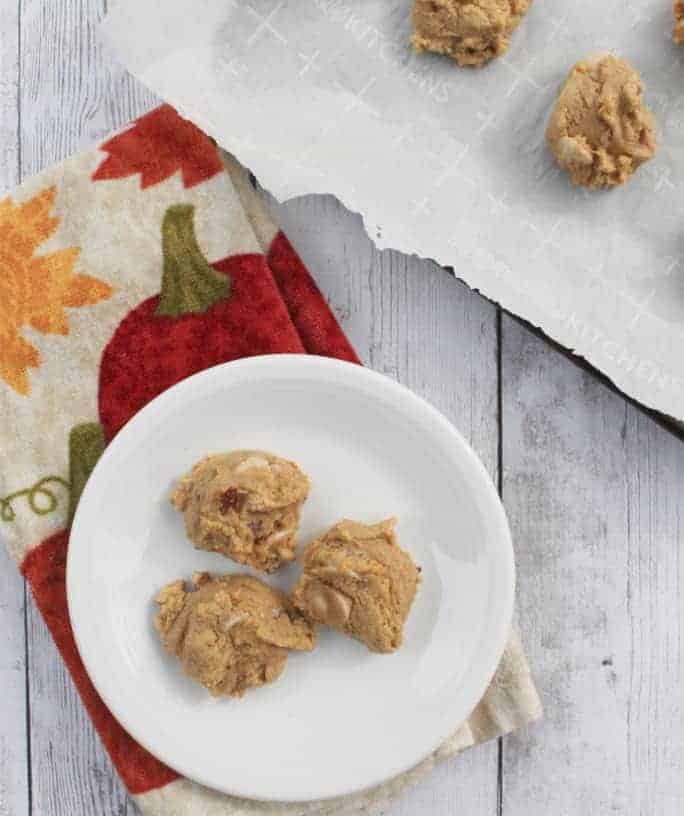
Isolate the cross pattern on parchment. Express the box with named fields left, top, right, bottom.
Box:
left=246, top=1, right=288, bottom=46
left=620, top=258, right=684, bottom=331
left=340, top=77, right=380, bottom=118
left=529, top=218, right=564, bottom=258
left=316, top=119, right=338, bottom=140
left=624, top=288, right=657, bottom=330
left=500, top=55, right=542, bottom=98
left=476, top=110, right=497, bottom=136
left=664, top=257, right=681, bottom=277
left=430, top=144, right=474, bottom=188
left=298, top=49, right=321, bottom=77
left=652, top=165, right=675, bottom=193
left=627, top=3, right=653, bottom=29
left=222, top=55, right=248, bottom=79
left=488, top=191, right=510, bottom=216
left=546, top=15, right=570, bottom=43
left=582, top=262, right=610, bottom=293
left=580, top=259, right=677, bottom=334
left=392, top=122, right=416, bottom=150
left=410, top=196, right=432, bottom=217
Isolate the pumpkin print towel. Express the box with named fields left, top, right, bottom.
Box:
left=0, top=105, right=541, bottom=816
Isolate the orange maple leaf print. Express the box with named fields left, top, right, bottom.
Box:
left=0, top=186, right=113, bottom=395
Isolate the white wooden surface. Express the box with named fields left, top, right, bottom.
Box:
left=0, top=2, right=683, bottom=815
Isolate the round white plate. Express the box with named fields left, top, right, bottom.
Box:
left=68, top=354, right=514, bottom=802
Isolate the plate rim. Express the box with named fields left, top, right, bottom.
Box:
left=67, top=353, right=515, bottom=802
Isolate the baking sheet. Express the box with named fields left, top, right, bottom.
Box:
left=103, top=0, right=684, bottom=421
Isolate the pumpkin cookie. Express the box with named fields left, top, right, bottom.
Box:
left=411, top=0, right=533, bottom=68
left=154, top=572, right=316, bottom=697
left=292, top=519, right=420, bottom=654
left=675, top=2, right=684, bottom=43
left=171, top=451, right=310, bottom=572
left=546, top=54, right=657, bottom=190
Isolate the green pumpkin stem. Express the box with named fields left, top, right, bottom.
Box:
left=68, top=422, right=106, bottom=525
left=156, top=204, right=230, bottom=317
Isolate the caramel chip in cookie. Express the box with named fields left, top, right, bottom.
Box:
left=292, top=519, right=420, bottom=654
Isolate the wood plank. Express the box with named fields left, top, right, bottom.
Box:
left=0, top=0, right=19, bottom=192
left=266, top=191, right=501, bottom=816
left=0, top=1, right=29, bottom=814
left=19, top=1, right=154, bottom=813
left=500, top=314, right=684, bottom=815
left=0, top=546, right=29, bottom=816
left=20, top=0, right=157, bottom=175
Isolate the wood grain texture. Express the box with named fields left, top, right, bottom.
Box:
left=20, top=0, right=157, bottom=177
left=267, top=191, right=501, bottom=816
left=0, top=0, right=18, bottom=191
left=500, top=314, right=684, bottom=815
left=3, top=1, right=684, bottom=815
left=0, top=546, right=28, bottom=816
left=19, top=1, right=153, bottom=814
left=0, top=3, right=28, bottom=816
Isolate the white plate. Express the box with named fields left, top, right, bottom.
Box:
left=67, top=354, right=514, bottom=802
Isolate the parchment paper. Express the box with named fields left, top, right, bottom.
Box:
left=103, top=0, right=684, bottom=421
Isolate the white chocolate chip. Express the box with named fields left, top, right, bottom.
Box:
left=234, top=456, right=270, bottom=474
left=266, top=528, right=294, bottom=544
left=221, top=612, right=248, bottom=632
left=557, top=136, right=593, bottom=166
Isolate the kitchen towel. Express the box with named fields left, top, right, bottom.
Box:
left=0, top=104, right=541, bottom=815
